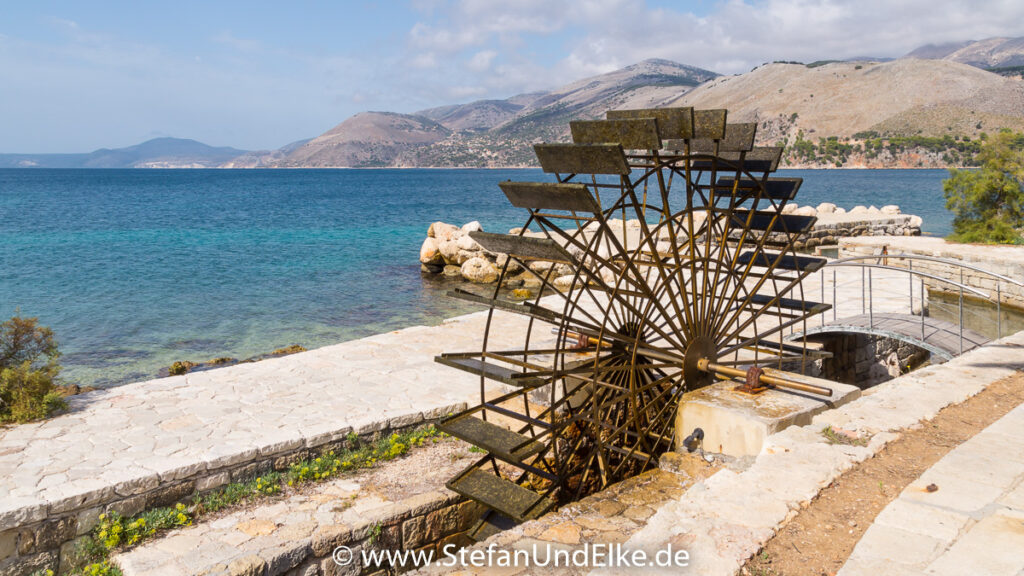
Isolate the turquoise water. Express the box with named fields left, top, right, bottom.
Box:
left=0, top=168, right=954, bottom=387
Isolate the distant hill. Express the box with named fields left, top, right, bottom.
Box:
left=274, top=112, right=452, bottom=168
left=273, top=59, right=718, bottom=167
left=271, top=57, right=1024, bottom=168
left=674, top=59, right=1024, bottom=139
left=905, top=37, right=1024, bottom=72
left=0, top=138, right=250, bottom=168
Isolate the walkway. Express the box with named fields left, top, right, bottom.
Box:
left=838, top=401, right=1024, bottom=576
left=0, top=308, right=536, bottom=574
left=801, top=312, right=991, bottom=360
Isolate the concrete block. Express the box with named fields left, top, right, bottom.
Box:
left=676, top=377, right=860, bottom=457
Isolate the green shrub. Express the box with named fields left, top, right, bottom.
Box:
left=0, top=316, right=63, bottom=423
left=943, top=130, right=1024, bottom=244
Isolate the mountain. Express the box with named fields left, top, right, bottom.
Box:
left=0, top=138, right=250, bottom=168
left=274, top=112, right=451, bottom=168
left=905, top=37, right=1024, bottom=71
left=673, top=58, right=1024, bottom=141
left=273, top=59, right=718, bottom=168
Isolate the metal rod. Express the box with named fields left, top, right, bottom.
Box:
left=954, top=266, right=962, bottom=352
left=908, top=260, right=914, bottom=315
left=868, top=267, right=874, bottom=329
left=998, top=283, right=1002, bottom=339
left=698, top=359, right=833, bottom=397
left=821, top=268, right=825, bottom=327
left=861, top=267, right=866, bottom=314
left=832, top=268, right=837, bottom=321
left=921, top=275, right=926, bottom=341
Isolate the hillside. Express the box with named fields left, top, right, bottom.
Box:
left=273, top=59, right=717, bottom=168
left=272, top=57, right=1024, bottom=169
left=0, top=138, right=249, bottom=168
left=274, top=112, right=451, bottom=168
left=906, top=36, right=1024, bottom=69
left=674, top=59, right=1024, bottom=139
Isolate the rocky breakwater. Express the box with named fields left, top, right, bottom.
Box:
left=781, top=203, right=923, bottom=251
left=419, top=208, right=923, bottom=286
left=419, top=220, right=598, bottom=292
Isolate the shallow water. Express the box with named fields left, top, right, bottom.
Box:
left=0, top=168, right=955, bottom=387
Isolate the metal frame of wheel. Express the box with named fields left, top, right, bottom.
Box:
left=435, top=107, right=834, bottom=541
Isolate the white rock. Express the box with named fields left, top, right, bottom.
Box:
left=835, top=207, right=847, bottom=214
left=428, top=222, right=459, bottom=240
left=816, top=202, right=837, bottom=214
left=528, top=260, right=554, bottom=274
left=460, top=257, right=498, bottom=284
left=461, top=221, right=482, bottom=233
left=419, top=237, right=443, bottom=265
left=781, top=203, right=799, bottom=214
left=553, top=275, right=581, bottom=292
left=880, top=205, right=901, bottom=215
left=794, top=206, right=818, bottom=217
left=850, top=205, right=868, bottom=214
left=456, top=234, right=481, bottom=251
left=908, top=215, right=923, bottom=228
left=438, top=240, right=460, bottom=264
left=867, top=205, right=881, bottom=214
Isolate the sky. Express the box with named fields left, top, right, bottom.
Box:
left=2, top=0, right=1023, bottom=153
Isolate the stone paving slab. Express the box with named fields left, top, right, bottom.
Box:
left=838, top=402, right=1024, bottom=576
left=0, top=308, right=535, bottom=533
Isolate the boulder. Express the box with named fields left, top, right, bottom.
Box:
left=880, top=205, right=901, bottom=215
left=816, top=202, right=837, bottom=214
left=461, top=221, right=483, bottom=233
left=456, top=249, right=479, bottom=264
left=553, top=275, right=581, bottom=292
left=834, top=207, right=847, bottom=214
left=849, top=205, right=868, bottom=214
left=908, top=215, right=923, bottom=228
left=429, top=222, right=460, bottom=240
left=442, top=265, right=462, bottom=277
left=421, top=263, right=443, bottom=274
left=495, top=253, right=523, bottom=273
left=793, top=206, right=818, bottom=217
left=461, top=257, right=499, bottom=284
left=867, top=205, right=881, bottom=214
left=528, top=260, right=555, bottom=274
left=781, top=203, right=799, bottom=214
left=438, top=240, right=461, bottom=264
left=456, top=234, right=481, bottom=251
left=419, top=237, right=443, bottom=265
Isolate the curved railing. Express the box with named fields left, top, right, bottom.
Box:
left=813, top=252, right=1024, bottom=356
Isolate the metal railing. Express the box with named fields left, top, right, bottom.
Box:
left=816, top=252, right=1024, bottom=355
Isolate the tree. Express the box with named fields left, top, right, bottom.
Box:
left=943, top=130, right=1024, bottom=244
left=0, top=315, right=64, bottom=422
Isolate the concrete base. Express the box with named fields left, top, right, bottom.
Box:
left=675, top=376, right=861, bottom=457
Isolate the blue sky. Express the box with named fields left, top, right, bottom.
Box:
left=2, top=0, right=1022, bottom=153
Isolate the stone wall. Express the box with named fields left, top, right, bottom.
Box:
left=813, top=333, right=931, bottom=388
left=0, top=416, right=456, bottom=576
left=839, top=236, right=1024, bottom=309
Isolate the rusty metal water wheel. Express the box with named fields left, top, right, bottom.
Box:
left=435, top=107, right=835, bottom=541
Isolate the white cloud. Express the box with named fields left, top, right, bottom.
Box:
left=466, top=50, right=496, bottom=71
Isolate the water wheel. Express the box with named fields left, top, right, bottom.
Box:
left=435, top=107, right=834, bottom=540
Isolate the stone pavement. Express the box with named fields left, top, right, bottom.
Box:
left=838, top=402, right=1024, bottom=576
left=0, top=308, right=536, bottom=573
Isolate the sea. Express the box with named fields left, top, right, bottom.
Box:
left=0, top=168, right=956, bottom=388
